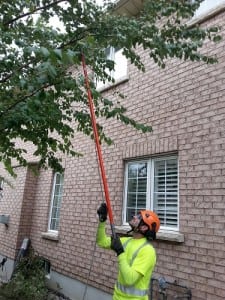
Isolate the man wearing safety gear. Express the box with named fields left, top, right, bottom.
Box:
left=96, top=203, right=160, bottom=300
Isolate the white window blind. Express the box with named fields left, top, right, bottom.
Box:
left=153, top=158, right=178, bottom=229
left=48, top=172, right=64, bottom=232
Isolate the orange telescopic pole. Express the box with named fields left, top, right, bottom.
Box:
left=81, top=54, right=116, bottom=238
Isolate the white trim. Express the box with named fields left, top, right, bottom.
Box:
left=97, top=74, right=129, bottom=92
left=189, top=0, right=225, bottom=25
left=122, top=163, right=128, bottom=224
left=147, top=160, right=151, bottom=209
left=177, top=157, right=180, bottom=231
left=41, top=231, right=59, bottom=241
left=115, top=225, right=184, bottom=243
left=48, top=172, right=64, bottom=232
left=193, top=0, right=225, bottom=18
left=150, top=159, right=154, bottom=212
left=123, top=155, right=179, bottom=231
left=96, top=47, right=128, bottom=91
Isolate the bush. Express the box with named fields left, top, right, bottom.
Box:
left=0, top=250, right=48, bottom=300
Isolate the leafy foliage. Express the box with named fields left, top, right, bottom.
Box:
left=0, top=252, right=48, bottom=300
left=0, top=0, right=221, bottom=175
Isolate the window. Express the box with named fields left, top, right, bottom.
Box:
left=41, top=257, right=51, bottom=279
left=124, top=156, right=178, bottom=231
left=48, top=172, right=64, bottom=232
left=193, top=0, right=225, bottom=18
left=96, top=46, right=128, bottom=90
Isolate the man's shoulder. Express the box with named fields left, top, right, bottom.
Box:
left=135, top=240, right=156, bottom=259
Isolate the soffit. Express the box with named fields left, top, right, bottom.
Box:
left=114, top=0, right=144, bottom=16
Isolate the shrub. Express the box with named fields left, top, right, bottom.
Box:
left=0, top=250, right=48, bottom=300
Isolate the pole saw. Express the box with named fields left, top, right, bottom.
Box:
left=81, top=53, right=116, bottom=238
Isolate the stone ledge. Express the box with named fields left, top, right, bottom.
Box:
left=97, top=75, right=129, bottom=92
left=115, top=225, right=184, bottom=243
left=156, top=230, right=184, bottom=243
left=41, top=232, right=59, bottom=241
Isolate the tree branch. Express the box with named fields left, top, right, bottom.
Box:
left=0, top=59, right=36, bottom=84
left=0, top=82, right=55, bottom=119
left=3, top=0, right=67, bottom=26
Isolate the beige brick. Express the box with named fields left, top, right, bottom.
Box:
left=0, top=8, right=225, bottom=300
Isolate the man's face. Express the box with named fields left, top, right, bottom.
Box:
left=129, top=213, right=142, bottom=230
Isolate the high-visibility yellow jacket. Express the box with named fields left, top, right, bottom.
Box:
left=96, top=222, right=156, bottom=300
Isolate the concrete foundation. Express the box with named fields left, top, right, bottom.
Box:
left=47, top=270, right=112, bottom=300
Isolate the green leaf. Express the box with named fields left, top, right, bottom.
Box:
left=0, top=0, right=221, bottom=175
left=54, top=49, right=62, bottom=59
left=213, top=35, right=222, bottom=43
left=47, top=64, right=57, bottom=77
left=40, top=47, right=50, bottom=58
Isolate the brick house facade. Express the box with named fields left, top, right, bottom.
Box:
left=0, top=1, right=225, bottom=299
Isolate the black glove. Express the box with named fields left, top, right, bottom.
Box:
left=97, top=202, right=108, bottom=222
left=111, top=235, right=124, bottom=256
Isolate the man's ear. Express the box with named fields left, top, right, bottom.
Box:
left=140, top=224, right=149, bottom=233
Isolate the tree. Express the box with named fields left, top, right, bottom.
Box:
left=0, top=0, right=221, bottom=175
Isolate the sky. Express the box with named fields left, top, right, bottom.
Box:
left=48, top=0, right=106, bottom=31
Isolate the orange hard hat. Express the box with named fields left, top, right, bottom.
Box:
left=140, top=210, right=160, bottom=232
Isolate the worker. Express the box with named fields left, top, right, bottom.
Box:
left=96, top=203, right=160, bottom=300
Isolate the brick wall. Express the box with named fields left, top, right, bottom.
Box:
left=0, top=166, right=36, bottom=259
left=16, top=165, right=39, bottom=249
left=0, top=9, right=225, bottom=300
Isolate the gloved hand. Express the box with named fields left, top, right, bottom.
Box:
left=111, top=235, right=124, bottom=256
left=97, top=202, right=108, bottom=222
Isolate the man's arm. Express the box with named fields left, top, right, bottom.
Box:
left=96, top=202, right=111, bottom=248
left=96, top=221, right=111, bottom=249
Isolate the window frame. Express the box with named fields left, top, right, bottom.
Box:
left=123, top=155, right=179, bottom=232
left=48, top=172, right=64, bottom=233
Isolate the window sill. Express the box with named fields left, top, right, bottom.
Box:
left=156, top=230, right=184, bottom=243
left=188, top=3, right=225, bottom=26
left=97, top=75, right=129, bottom=92
left=115, top=226, right=184, bottom=243
left=41, top=232, right=59, bottom=241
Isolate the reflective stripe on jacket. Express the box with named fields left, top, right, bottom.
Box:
left=116, top=281, right=148, bottom=297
